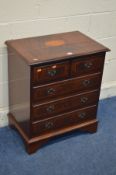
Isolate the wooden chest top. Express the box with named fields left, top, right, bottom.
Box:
left=5, top=31, right=110, bottom=65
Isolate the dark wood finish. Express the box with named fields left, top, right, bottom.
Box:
left=32, top=61, right=70, bottom=85
left=71, top=53, right=105, bottom=77
left=5, top=31, right=110, bottom=65
left=32, top=73, right=102, bottom=104
left=8, top=113, right=98, bottom=154
left=5, top=31, right=110, bottom=154
left=32, top=90, right=99, bottom=121
left=31, top=105, right=97, bottom=135
left=25, top=139, right=49, bottom=154
left=79, top=120, right=98, bottom=133
left=7, top=47, right=30, bottom=124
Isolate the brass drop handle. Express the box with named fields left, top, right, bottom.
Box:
left=45, top=121, right=54, bottom=129
left=47, top=88, right=56, bottom=95
left=79, top=112, right=86, bottom=119
left=82, top=79, right=90, bottom=86
left=80, top=97, right=88, bottom=103
left=46, top=105, right=55, bottom=113
left=84, top=62, right=93, bottom=69
left=48, top=69, right=57, bottom=76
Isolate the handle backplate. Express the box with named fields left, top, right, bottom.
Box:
left=46, top=105, right=55, bottom=113
left=48, top=69, right=57, bottom=76
left=84, top=62, right=93, bottom=69
left=47, top=88, right=56, bottom=95
left=83, top=79, right=90, bottom=86
left=79, top=112, right=86, bottom=119
left=81, top=97, right=88, bottom=103
left=45, top=121, right=54, bottom=129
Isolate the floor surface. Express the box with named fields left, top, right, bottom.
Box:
left=0, top=97, right=116, bottom=175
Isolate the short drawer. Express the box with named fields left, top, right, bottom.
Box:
left=32, top=73, right=102, bottom=103
left=71, top=53, right=105, bottom=77
left=32, top=90, right=99, bottom=121
left=32, top=61, right=70, bottom=85
left=31, top=105, right=97, bottom=135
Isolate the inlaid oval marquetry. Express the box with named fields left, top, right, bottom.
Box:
left=45, top=40, right=65, bottom=47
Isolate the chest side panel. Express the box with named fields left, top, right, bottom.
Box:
left=8, top=47, right=30, bottom=126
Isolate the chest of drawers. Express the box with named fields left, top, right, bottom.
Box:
left=5, top=31, right=110, bottom=154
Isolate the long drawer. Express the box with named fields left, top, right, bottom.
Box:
left=32, top=90, right=99, bottom=121
left=32, top=73, right=102, bottom=103
left=31, top=105, right=97, bottom=135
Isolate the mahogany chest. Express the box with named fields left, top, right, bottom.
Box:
left=5, top=31, right=110, bottom=154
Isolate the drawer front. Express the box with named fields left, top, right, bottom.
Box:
left=32, top=90, right=99, bottom=121
left=32, top=73, right=102, bottom=103
left=31, top=105, right=97, bottom=135
left=32, top=61, right=70, bottom=85
left=71, top=54, right=105, bottom=77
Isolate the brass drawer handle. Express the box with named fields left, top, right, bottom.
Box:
left=48, top=69, right=57, bottom=76
left=45, top=121, right=54, bottom=129
left=84, top=62, right=93, bottom=69
left=46, top=105, right=55, bottom=113
left=82, top=80, right=90, bottom=86
left=80, top=97, right=88, bottom=103
left=79, top=112, right=86, bottom=119
left=47, top=88, right=56, bottom=95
